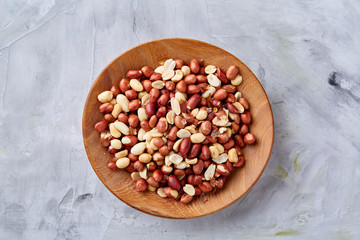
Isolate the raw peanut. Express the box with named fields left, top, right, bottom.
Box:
left=104, top=113, right=116, bottom=122
left=134, top=161, right=144, bottom=171
left=194, top=186, right=202, bottom=196
left=231, top=122, right=240, bottom=134
left=207, top=73, right=221, bottom=87
left=94, top=120, right=108, bottom=132
left=99, top=103, right=114, bottom=113
left=114, top=122, right=129, bottom=135
left=225, top=160, right=234, bottom=172
left=240, top=111, right=252, bottom=124
left=240, top=124, right=249, bottom=135
left=136, top=179, right=147, bottom=192
left=222, top=85, right=237, bottom=93
left=226, top=94, right=236, bottom=103
left=137, top=108, right=148, bottom=122
left=218, top=133, right=229, bottom=144
left=179, top=138, right=191, bottom=156
left=215, top=176, right=226, bottom=188
left=116, top=157, right=130, bottom=169
left=216, top=164, right=230, bottom=176
left=235, top=92, right=242, bottom=100
left=110, top=139, right=122, bottom=149
left=108, top=146, right=118, bottom=154
left=212, top=115, right=229, bottom=127
left=244, top=133, right=256, bottom=145
left=226, top=103, right=239, bottom=114
left=125, top=89, right=138, bottom=100
left=140, top=120, right=151, bottom=131
left=171, top=70, right=184, bottom=82
left=130, top=79, right=144, bottom=92
left=234, top=134, right=245, bottom=147
left=164, top=187, right=179, bottom=199
left=155, top=66, right=164, bottom=74
left=128, top=153, right=139, bottom=162
left=174, top=59, right=185, bottom=69
left=98, top=91, right=113, bottom=103
left=175, top=115, right=186, bottom=128
left=170, top=97, right=181, bottom=115
left=209, top=146, right=219, bottom=160
left=153, top=137, right=164, bottom=148
left=216, top=67, right=229, bottom=84
left=148, top=115, right=158, bottom=128
left=187, top=94, right=201, bottom=110
left=189, top=59, right=200, bottom=73
left=181, top=65, right=191, bottom=76
left=239, top=97, right=249, bottom=110
left=184, top=74, right=197, bottom=85
left=110, top=85, right=120, bottom=97
left=116, top=94, right=130, bottom=112
left=108, top=161, right=117, bottom=171
left=187, top=85, right=200, bottom=94
left=176, top=80, right=187, bottom=93
left=165, top=81, right=175, bottom=91
left=141, top=66, right=154, bottom=78
left=233, top=102, right=244, bottom=113
left=147, top=161, right=157, bottom=171
left=164, top=59, right=176, bottom=70
left=147, top=185, right=157, bottom=192
left=127, top=70, right=142, bottom=79
left=162, top=69, right=175, bottom=80
left=145, top=102, right=157, bottom=118
left=127, top=114, right=138, bottom=128
left=119, top=79, right=130, bottom=93
left=131, top=142, right=146, bottom=155
left=183, top=184, right=196, bottom=196
left=147, top=176, right=160, bottom=188
left=205, top=65, right=216, bottom=74
left=199, top=145, right=211, bottom=160
left=204, top=164, right=216, bottom=180
left=200, top=121, right=212, bottom=136
left=153, top=152, right=165, bottom=162
left=188, top=144, right=201, bottom=158
left=193, top=160, right=204, bottom=175
left=149, top=88, right=160, bottom=102
left=199, top=181, right=213, bottom=193
left=166, top=110, right=175, bottom=125
left=152, top=80, right=165, bottom=89
left=152, top=169, right=163, bottom=182
left=157, top=95, right=170, bottom=107
left=231, top=75, right=243, bottom=86
left=223, top=139, right=235, bottom=150
left=191, top=108, right=199, bottom=117
left=161, top=165, right=173, bottom=175
left=155, top=106, right=166, bottom=119
left=200, top=98, right=207, bottom=106
left=109, top=123, right=121, bottom=138
left=196, top=109, right=208, bottom=120
left=128, top=99, right=141, bottom=112
left=190, top=133, right=206, bottom=143
left=159, top=145, right=169, bottom=156
left=174, top=169, right=186, bottom=177
left=211, top=99, right=222, bottom=108
left=167, top=126, right=179, bottom=141
left=233, top=156, right=245, bottom=167
left=177, top=129, right=191, bottom=139
left=150, top=72, right=162, bottom=81
left=199, top=59, right=204, bottom=66
left=114, top=149, right=127, bottom=159
left=213, top=89, right=228, bottom=100
left=226, top=66, right=239, bottom=80
left=196, top=75, right=207, bottom=84
left=139, top=153, right=152, bottom=163
left=168, top=175, right=181, bottom=190
left=201, top=86, right=215, bottom=98
left=121, top=135, right=138, bottom=147
left=157, top=187, right=167, bottom=197
left=180, top=193, right=193, bottom=204
left=156, top=117, right=168, bottom=133
left=131, top=172, right=141, bottom=181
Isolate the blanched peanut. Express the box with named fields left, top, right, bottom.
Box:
left=98, top=91, right=113, bottom=103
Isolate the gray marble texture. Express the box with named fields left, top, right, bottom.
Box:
left=0, top=0, right=359, bottom=239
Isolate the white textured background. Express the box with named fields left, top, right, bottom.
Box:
left=0, top=0, right=359, bottom=239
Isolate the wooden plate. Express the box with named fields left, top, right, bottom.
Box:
left=82, top=38, right=274, bottom=218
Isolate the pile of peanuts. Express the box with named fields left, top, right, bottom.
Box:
left=94, top=58, right=256, bottom=204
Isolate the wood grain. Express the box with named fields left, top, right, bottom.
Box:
left=82, top=38, right=274, bottom=219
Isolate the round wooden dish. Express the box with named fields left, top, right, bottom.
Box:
left=82, top=38, right=274, bottom=219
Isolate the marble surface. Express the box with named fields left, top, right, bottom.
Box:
left=0, top=0, right=359, bottom=239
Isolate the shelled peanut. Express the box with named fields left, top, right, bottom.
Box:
left=94, top=58, right=255, bottom=204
